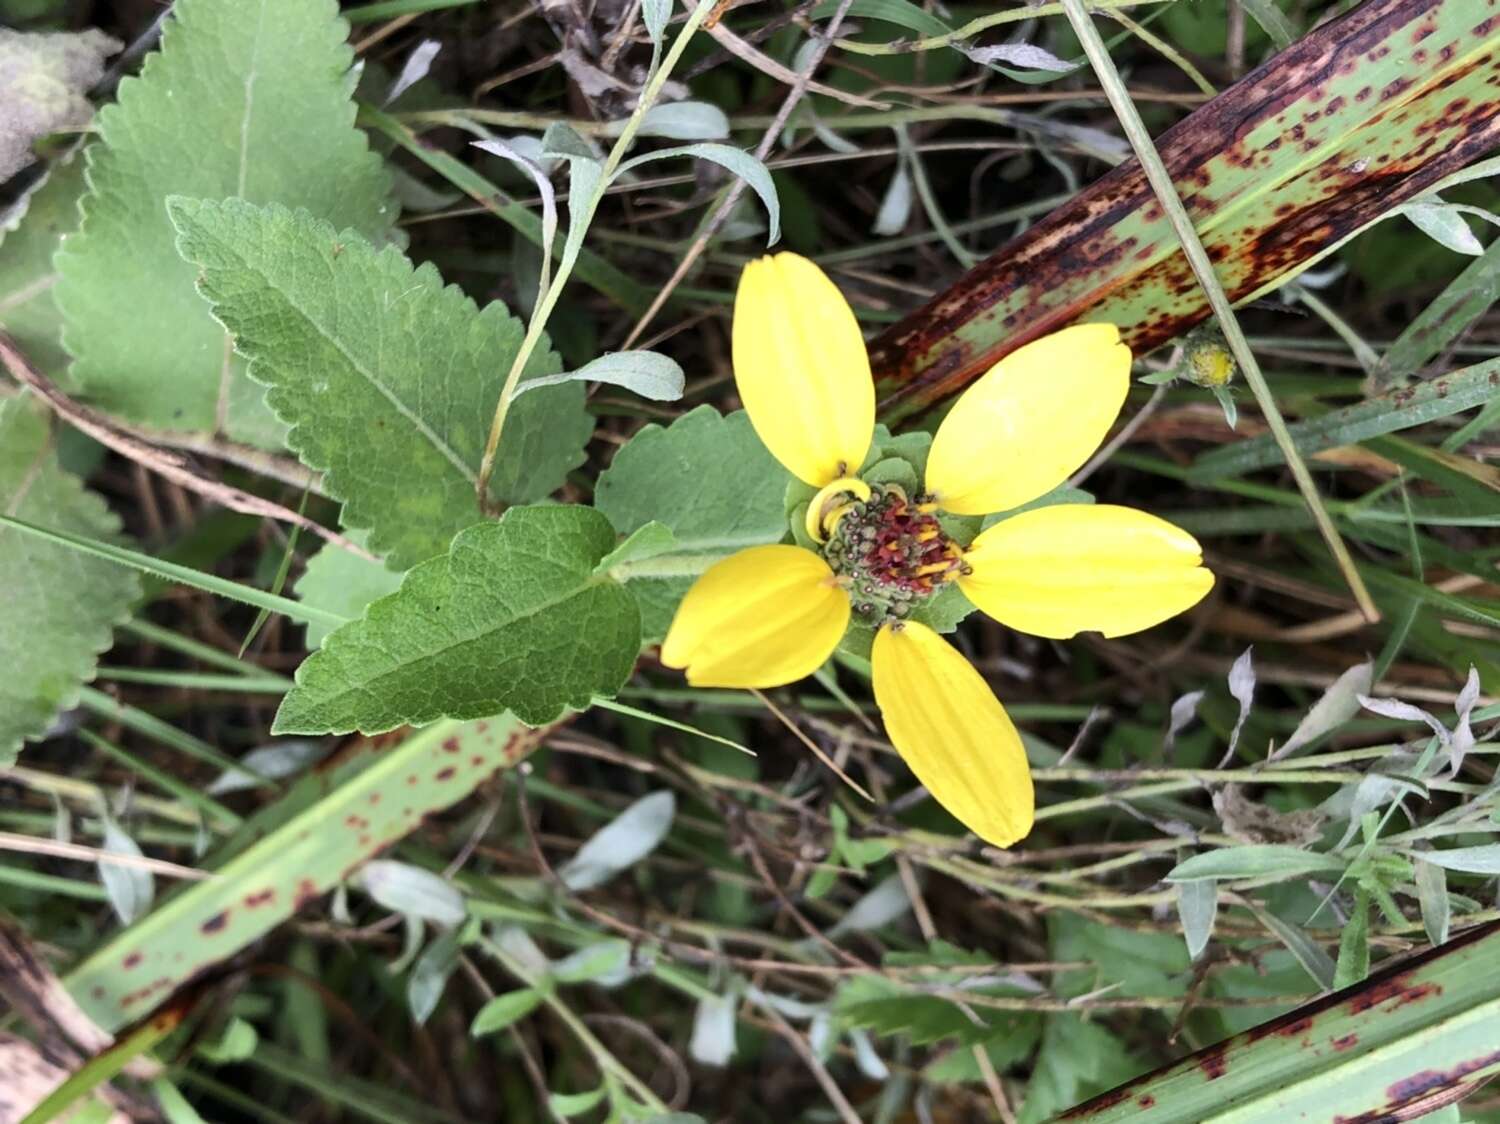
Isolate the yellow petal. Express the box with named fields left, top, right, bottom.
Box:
left=733, top=253, right=874, bottom=487
left=960, top=504, right=1214, bottom=639
left=924, top=323, right=1131, bottom=515
left=661, top=545, right=850, bottom=688
left=871, top=622, right=1033, bottom=848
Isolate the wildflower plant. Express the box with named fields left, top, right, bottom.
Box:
left=660, top=253, right=1215, bottom=845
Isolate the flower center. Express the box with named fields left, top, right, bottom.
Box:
left=821, top=483, right=968, bottom=624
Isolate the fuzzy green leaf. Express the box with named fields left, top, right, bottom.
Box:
left=0, top=393, right=138, bottom=764
left=0, top=28, right=119, bottom=181
left=53, top=0, right=394, bottom=446
left=275, top=506, right=640, bottom=733
left=169, top=197, right=591, bottom=570
left=595, top=406, right=790, bottom=643
left=0, top=154, right=85, bottom=380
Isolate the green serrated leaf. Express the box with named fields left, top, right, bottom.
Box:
left=833, top=974, right=1030, bottom=1047
left=275, top=505, right=640, bottom=733
left=169, top=197, right=590, bottom=569
left=1018, top=1015, right=1144, bottom=1124
left=0, top=153, right=85, bottom=380
left=295, top=536, right=404, bottom=649
left=0, top=393, right=138, bottom=764
left=595, top=406, right=790, bottom=642
left=53, top=0, right=394, bottom=446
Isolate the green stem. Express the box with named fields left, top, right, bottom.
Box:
left=1059, top=0, right=1380, bottom=624
left=482, top=939, right=670, bottom=1113
left=475, top=0, right=718, bottom=507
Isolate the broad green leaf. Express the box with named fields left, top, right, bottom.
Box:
left=54, top=0, right=394, bottom=446
left=471, top=988, right=543, bottom=1036
left=595, top=406, right=791, bottom=642
left=549, top=1087, right=608, bottom=1117
left=169, top=197, right=590, bottom=570
left=1018, top=1015, right=1144, bottom=1124
left=833, top=975, right=1030, bottom=1047
left=809, top=0, right=950, bottom=37
left=296, top=539, right=403, bottom=649
left=1166, top=845, right=1346, bottom=882
left=0, top=153, right=85, bottom=380
left=0, top=28, right=119, bottom=181
left=595, top=521, right=680, bottom=575
left=275, top=505, right=640, bottom=733
left=1333, top=892, right=1371, bottom=988
left=0, top=393, right=138, bottom=764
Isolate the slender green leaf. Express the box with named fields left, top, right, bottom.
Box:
left=1166, top=845, right=1346, bottom=883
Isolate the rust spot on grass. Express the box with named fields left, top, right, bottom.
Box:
left=435, top=766, right=456, bottom=782
left=200, top=911, right=228, bottom=934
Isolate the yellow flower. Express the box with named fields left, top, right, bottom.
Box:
left=661, top=253, right=1214, bottom=847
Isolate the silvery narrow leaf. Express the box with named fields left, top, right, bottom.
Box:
left=1408, top=845, right=1500, bottom=874
left=808, top=1012, right=833, bottom=1059
left=642, top=0, right=672, bottom=45
left=617, top=143, right=781, bottom=245
left=850, top=1029, right=889, bottom=1080
left=408, top=926, right=463, bottom=1024
left=207, top=739, right=326, bottom=794
left=961, top=41, right=1077, bottom=72
left=519, top=350, right=685, bottom=402
left=1224, top=647, right=1256, bottom=761
left=1451, top=666, right=1482, bottom=776
left=472, top=137, right=559, bottom=294
left=1212, top=385, right=1238, bottom=429
left=1275, top=662, right=1373, bottom=759
left=1404, top=201, right=1484, bottom=255
left=828, top=874, right=911, bottom=938
left=98, top=807, right=153, bottom=925
left=553, top=940, right=637, bottom=986
left=689, top=992, right=737, bottom=1066
left=1176, top=878, right=1218, bottom=960
left=358, top=860, right=466, bottom=927
left=1414, top=858, right=1451, bottom=947
left=493, top=925, right=552, bottom=978
left=746, top=987, right=825, bottom=1020
left=1359, top=694, right=1452, bottom=750
left=560, top=790, right=677, bottom=890
left=391, top=912, right=425, bottom=974
left=872, top=166, right=913, bottom=236
left=1326, top=763, right=1425, bottom=849
left=1164, top=689, right=1205, bottom=758
left=639, top=101, right=730, bottom=141
left=385, top=38, right=440, bottom=105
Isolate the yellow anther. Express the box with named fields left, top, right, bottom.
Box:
left=916, top=528, right=940, bottom=543
left=914, top=561, right=956, bottom=577
left=916, top=500, right=940, bottom=514
left=805, top=475, right=871, bottom=544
